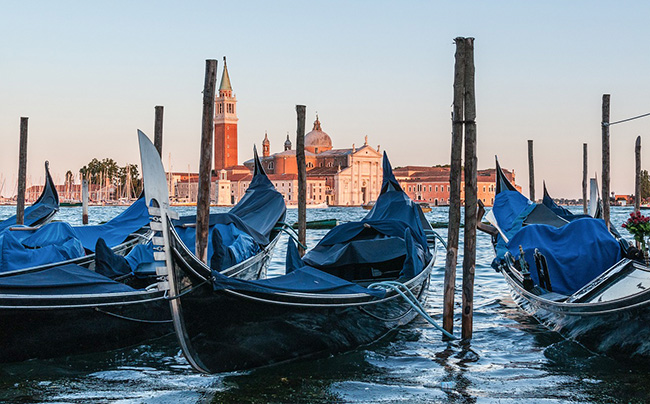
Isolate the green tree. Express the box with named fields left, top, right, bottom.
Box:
left=118, top=164, right=142, bottom=198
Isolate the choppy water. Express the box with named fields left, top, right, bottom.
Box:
left=0, top=205, right=648, bottom=403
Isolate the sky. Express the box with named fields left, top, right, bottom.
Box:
left=1, top=1, right=649, bottom=199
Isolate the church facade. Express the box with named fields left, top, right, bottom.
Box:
left=244, top=116, right=383, bottom=206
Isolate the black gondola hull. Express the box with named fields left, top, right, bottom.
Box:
left=501, top=265, right=650, bottom=355
left=0, top=245, right=265, bottom=364
left=175, top=279, right=428, bottom=373
left=169, top=224, right=432, bottom=373
left=0, top=292, right=169, bottom=363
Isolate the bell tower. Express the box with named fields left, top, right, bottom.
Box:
left=214, top=57, right=239, bottom=170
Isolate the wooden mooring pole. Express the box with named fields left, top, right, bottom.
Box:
left=442, top=37, right=466, bottom=337
left=82, top=179, right=89, bottom=224
left=528, top=139, right=535, bottom=201
left=16, top=117, right=28, bottom=225
left=461, top=37, right=477, bottom=341
left=602, top=94, right=611, bottom=230
left=635, top=136, right=641, bottom=213
left=295, top=105, right=307, bottom=256
left=154, top=105, right=164, bottom=157
left=196, top=59, right=218, bottom=264
left=583, top=143, right=588, bottom=214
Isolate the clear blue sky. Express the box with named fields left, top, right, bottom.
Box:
left=1, top=1, right=649, bottom=198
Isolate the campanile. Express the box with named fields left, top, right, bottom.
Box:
left=214, top=57, right=238, bottom=170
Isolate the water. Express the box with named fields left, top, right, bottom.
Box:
left=0, top=205, right=649, bottom=403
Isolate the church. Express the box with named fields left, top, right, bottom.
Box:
left=205, top=58, right=383, bottom=206
left=243, top=116, right=383, bottom=206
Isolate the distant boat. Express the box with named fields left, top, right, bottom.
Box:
left=361, top=200, right=375, bottom=210
left=292, top=218, right=339, bottom=229
left=60, top=200, right=82, bottom=207
left=417, top=201, right=432, bottom=213
left=287, top=201, right=328, bottom=209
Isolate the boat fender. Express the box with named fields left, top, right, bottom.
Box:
left=518, top=246, right=535, bottom=292
left=533, top=248, right=552, bottom=292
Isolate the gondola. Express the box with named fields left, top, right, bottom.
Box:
left=483, top=158, right=650, bottom=355
left=160, top=152, right=437, bottom=373
left=0, top=131, right=286, bottom=363
left=0, top=161, right=59, bottom=232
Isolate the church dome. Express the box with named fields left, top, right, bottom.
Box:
left=304, top=116, right=332, bottom=154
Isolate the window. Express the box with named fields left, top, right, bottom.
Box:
left=483, top=186, right=486, bottom=192
left=435, top=185, right=438, bottom=192
left=429, top=185, right=432, bottom=192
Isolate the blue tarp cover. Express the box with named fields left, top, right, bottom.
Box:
left=0, top=223, right=85, bottom=273
left=72, top=197, right=150, bottom=252
left=213, top=260, right=385, bottom=297
left=229, top=160, right=287, bottom=242
left=507, top=217, right=622, bottom=295
left=175, top=214, right=265, bottom=262
left=0, top=263, right=135, bottom=295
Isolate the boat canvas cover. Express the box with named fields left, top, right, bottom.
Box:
left=211, top=239, right=385, bottom=297
left=0, top=222, right=85, bottom=272
left=542, top=187, right=592, bottom=222
left=0, top=263, right=135, bottom=295
left=174, top=218, right=261, bottom=268
left=180, top=153, right=285, bottom=271
left=229, top=160, right=287, bottom=243
left=72, top=197, right=150, bottom=252
left=507, top=217, right=622, bottom=295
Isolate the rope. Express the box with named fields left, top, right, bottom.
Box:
left=164, top=278, right=211, bottom=301
left=368, top=280, right=457, bottom=340
left=274, top=222, right=308, bottom=250
left=432, top=231, right=448, bottom=250
left=94, top=307, right=172, bottom=324
left=605, top=111, right=650, bottom=126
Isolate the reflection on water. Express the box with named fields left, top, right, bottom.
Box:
left=0, top=205, right=649, bottom=403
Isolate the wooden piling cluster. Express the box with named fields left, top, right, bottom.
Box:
left=295, top=105, right=307, bottom=256
left=443, top=37, right=478, bottom=340
left=195, top=59, right=218, bottom=264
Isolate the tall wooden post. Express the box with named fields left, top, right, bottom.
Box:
left=442, top=38, right=466, bottom=336
left=583, top=143, right=588, bottom=214
left=196, top=59, right=218, bottom=263
left=602, top=94, right=611, bottom=229
left=635, top=136, right=641, bottom=213
left=82, top=179, right=89, bottom=224
left=296, top=105, right=307, bottom=256
left=154, top=105, right=164, bottom=157
left=528, top=139, right=535, bottom=201
left=16, top=117, right=28, bottom=225
left=461, top=37, right=477, bottom=340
